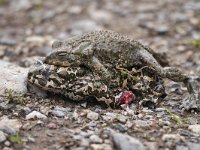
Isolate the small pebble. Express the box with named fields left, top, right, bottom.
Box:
left=26, top=111, right=47, bottom=120
left=80, top=139, right=90, bottom=147
left=90, top=144, right=112, bottom=150
left=0, top=117, right=22, bottom=134
left=116, top=114, right=127, bottom=123
left=47, top=122, right=57, bottom=129
left=4, top=141, right=11, bottom=147
left=0, top=131, right=6, bottom=142
left=28, top=136, right=35, bottom=143
left=162, top=134, right=185, bottom=143
left=188, top=125, right=200, bottom=134
left=113, top=123, right=127, bottom=133
left=87, top=111, right=99, bottom=121
left=89, top=135, right=103, bottom=144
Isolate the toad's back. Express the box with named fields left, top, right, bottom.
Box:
left=52, top=30, right=153, bottom=67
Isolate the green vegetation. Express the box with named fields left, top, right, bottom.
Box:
left=116, top=66, right=138, bottom=81
left=9, top=132, right=23, bottom=145
left=0, top=0, right=7, bottom=6
left=6, top=89, right=25, bottom=104
left=166, top=109, right=183, bottom=125
left=192, top=40, right=200, bottom=48
left=34, top=3, right=43, bottom=10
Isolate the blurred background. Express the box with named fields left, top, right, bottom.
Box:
left=0, top=0, right=200, bottom=73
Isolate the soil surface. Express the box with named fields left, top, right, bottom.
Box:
left=0, top=0, right=200, bottom=150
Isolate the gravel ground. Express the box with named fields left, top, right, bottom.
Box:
left=0, top=0, right=200, bottom=150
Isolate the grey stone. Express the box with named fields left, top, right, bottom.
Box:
left=187, top=142, right=200, bottom=150
left=188, top=117, right=198, bottom=125
left=112, top=133, right=145, bottom=150
left=155, top=25, right=169, bottom=35
left=89, top=135, right=103, bottom=144
left=50, top=106, right=71, bottom=117
left=50, top=109, right=65, bottom=117
left=88, top=121, right=97, bottom=128
left=0, top=60, right=28, bottom=94
left=113, top=123, right=127, bottom=133
left=0, top=102, right=14, bottom=110
left=176, top=145, right=188, bottom=150
left=0, top=116, right=22, bottom=135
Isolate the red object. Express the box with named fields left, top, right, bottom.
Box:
left=117, top=91, right=135, bottom=105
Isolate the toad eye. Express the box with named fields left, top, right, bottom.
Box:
left=58, top=52, right=67, bottom=56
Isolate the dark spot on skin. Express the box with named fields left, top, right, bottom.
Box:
left=41, top=68, right=51, bottom=79
left=38, top=79, right=47, bottom=87
left=27, top=72, right=33, bottom=79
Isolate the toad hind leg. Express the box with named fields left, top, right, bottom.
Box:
left=155, top=67, right=200, bottom=110
left=139, top=50, right=200, bottom=110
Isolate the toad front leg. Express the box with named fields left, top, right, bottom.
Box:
left=45, top=41, right=112, bottom=82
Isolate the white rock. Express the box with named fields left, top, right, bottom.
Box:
left=89, top=135, right=103, bottom=144
left=87, top=111, right=99, bottom=121
left=117, top=114, right=127, bottom=123
left=72, top=110, right=79, bottom=120
left=188, top=125, right=200, bottom=134
left=0, top=131, right=6, bottom=142
left=26, top=111, right=47, bottom=120
left=2, top=147, right=13, bottom=150
left=134, top=120, right=151, bottom=128
left=0, top=60, right=28, bottom=94
left=162, top=134, right=185, bottom=143
left=0, top=116, right=22, bottom=134
left=4, top=141, right=11, bottom=146
left=90, top=144, right=113, bottom=150
left=102, top=115, right=113, bottom=122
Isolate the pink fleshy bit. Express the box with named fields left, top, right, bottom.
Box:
left=116, top=91, right=135, bottom=105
